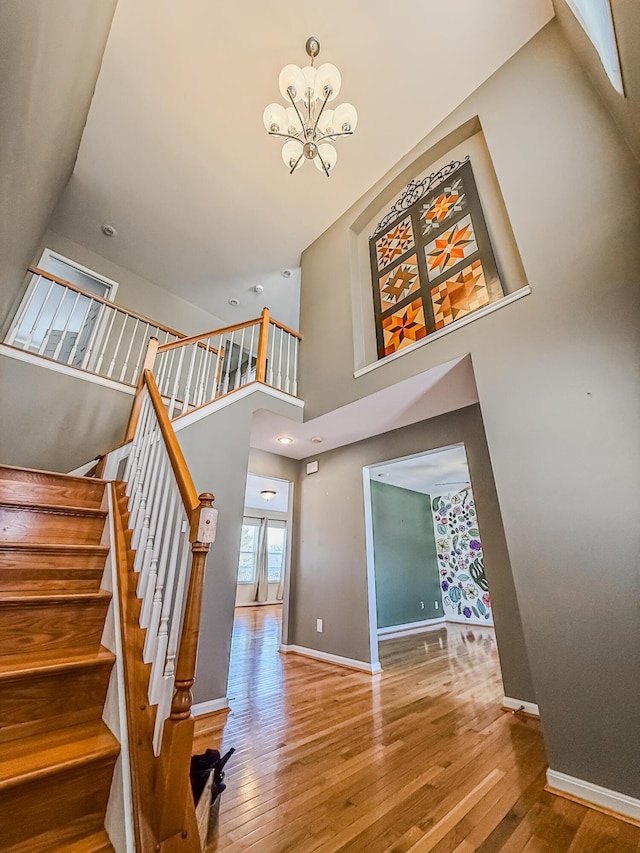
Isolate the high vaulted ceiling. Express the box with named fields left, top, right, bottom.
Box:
left=50, top=0, right=553, bottom=328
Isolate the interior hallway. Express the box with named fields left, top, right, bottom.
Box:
left=194, top=606, right=640, bottom=852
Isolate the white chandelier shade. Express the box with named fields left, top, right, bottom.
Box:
left=263, top=37, right=357, bottom=176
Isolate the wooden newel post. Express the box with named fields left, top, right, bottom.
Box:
left=256, top=307, right=270, bottom=384
left=154, top=493, right=217, bottom=843
left=170, top=493, right=218, bottom=721
left=124, top=336, right=159, bottom=443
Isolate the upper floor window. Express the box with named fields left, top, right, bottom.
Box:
left=566, top=0, right=623, bottom=95
left=369, top=159, right=504, bottom=360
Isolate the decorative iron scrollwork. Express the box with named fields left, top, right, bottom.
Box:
left=371, top=158, right=468, bottom=238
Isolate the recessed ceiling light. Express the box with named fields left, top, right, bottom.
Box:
left=277, top=436, right=294, bottom=445
left=228, top=298, right=240, bottom=306
left=310, top=436, right=323, bottom=444
left=281, top=269, right=293, bottom=278
left=101, top=224, right=117, bottom=237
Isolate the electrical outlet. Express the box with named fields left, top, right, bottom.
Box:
left=420, top=601, right=425, bottom=609
left=316, top=618, right=323, bottom=633
left=434, top=601, right=439, bottom=609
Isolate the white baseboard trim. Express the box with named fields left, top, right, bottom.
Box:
left=445, top=617, right=494, bottom=627
left=378, top=617, right=445, bottom=639
left=502, top=696, right=540, bottom=718
left=280, top=643, right=382, bottom=674
left=191, top=697, right=229, bottom=717
left=546, top=769, right=640, bottom=824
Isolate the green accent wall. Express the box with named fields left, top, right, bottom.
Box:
left=370, top=480, right=441, bottom=628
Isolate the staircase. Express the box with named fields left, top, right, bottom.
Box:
left=0, top=465, right=119, bottom=852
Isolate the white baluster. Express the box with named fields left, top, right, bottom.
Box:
left=129, top=323, right=152, bottom=385
left=168, top=346, right=185, bottom=418
left=181, top=342, right=199, bottom=413
left=7, top=276, right=55, bottom=349
left=209, top=336, right=222, bottom=402
left=193, top=338, right=208, bottom=408
left=94, top=305, right=117, bottom=376
left=80, top=302, right=107, bottom=371
left=36, top=286, right=66, bottom=355
left=124, top=394, right=150, bottom=488
left=277, top=326, right=284, bottom=389
left=152, top=673, right=174, bottom=755
left=136, top=455, right=172, bottom=599
left=292, top=337, right=299, bottom=396
left=119, top=317, right=139, bottom=382
left=129, top=420, right=158, bottom=525
left=285, top=331, right=292, bottom=394
left=66, top=297, right=94, bottom=366
left=222, top=330, right=235, bottom=394
left=267, top=325, right=275, bottom=385
left=131, top=428, right=163, bottom=552
left=149, top=526, right=190, bottom=705
left=106, top=312, right=128, bottom=378
left=51, top=291, right=81, bottom=362
left=234, top=327, right=246, bottom=389
left=143, top=503, right=182, bottom=663
left=245, top=323, right=256, bottom=384
left=140, top=481, right=177, bottom=630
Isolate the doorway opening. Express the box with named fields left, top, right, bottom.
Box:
left=227, top=472, right=294, bottom=703
left=363, top=443, right=497, bottom=672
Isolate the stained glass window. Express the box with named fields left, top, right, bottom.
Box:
left=369, top=159, right=504, bottom=360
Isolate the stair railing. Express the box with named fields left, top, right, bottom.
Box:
left=4, top=267, right=184, bottom=385
left=153, top=307, right=301, bottom=419
left=123, top=366, right=217, bottom=841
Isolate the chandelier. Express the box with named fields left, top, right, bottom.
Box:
left=262, top=37, right=358, bottom=176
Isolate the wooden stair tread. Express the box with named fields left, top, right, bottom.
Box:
left=0, top=501, right=107, bottom=518
left=0, top=645, right=115, bottom=678
left=0, top=464, right=108, bottom=486
left=0, top=719, right=119, bottom=790
left=0, top=590, right=111, bottom=603
left=0, top=543, right=109, bottom=555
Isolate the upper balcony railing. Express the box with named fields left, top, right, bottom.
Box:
left=5, top=267, right=184, bottom=385
left=154, top=308, right=300, bottom=419
left=4, top=268, right=301, bottom=412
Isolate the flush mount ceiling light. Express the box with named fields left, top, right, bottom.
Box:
left=260, top=489, right=277, bottom=501
left=277, top=436, right=294, bottom=445
left=263, top=36, right=357, bottom=176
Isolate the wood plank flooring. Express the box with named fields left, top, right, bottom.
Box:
left=194, top=606, right=640, bottom=852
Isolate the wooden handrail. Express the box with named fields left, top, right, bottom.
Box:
left=156, top=316, right=263, bottom=352
left=27, top=266, right=186, bottom=340
left=268, top=315, right=302, bottom=340
left=123, top=337, right=159, bottom=444
left=142, top=369, right=199, bottom=515
left=156, top=309, right=302, bottom=354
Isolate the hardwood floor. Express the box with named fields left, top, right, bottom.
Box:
left=194, top=606, right=640, bottom=852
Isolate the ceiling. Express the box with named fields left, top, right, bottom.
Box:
left=244, top=473, right=290, bottom=514
left=250, top=355, right=478, bottom=459
left=49, top=0, right=553, bottom=329
left=369, top=445, right=470, bottom=496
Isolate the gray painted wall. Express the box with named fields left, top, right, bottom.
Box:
left=553, top=0, right=640, bottom=165
left=298, top=22, right=640, bottom=797
left=176, top=392, right=302, bottom=704
left=0, top=1, right=117, bottom=337
left=289, top=405, right=533, bottom=704
left=0, top=355, right=131, bottom=472
left=370, top=481, right=440, bottom=627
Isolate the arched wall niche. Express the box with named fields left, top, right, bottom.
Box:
left=349, top=117, right=528, bottom=370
